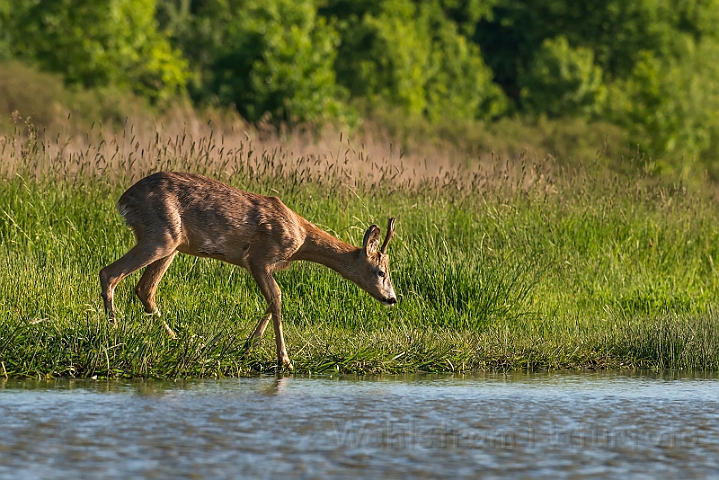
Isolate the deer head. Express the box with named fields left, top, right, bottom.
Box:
left=358, top=217, right=397, bottom=306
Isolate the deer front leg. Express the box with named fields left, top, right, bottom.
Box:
left=250, top=266, right=292, bottom=370
left=270, top=295, right=291, bottom=370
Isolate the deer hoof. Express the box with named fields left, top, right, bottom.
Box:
left=280, top=357, right=294, bottom=371
left=162, top=322, right=178, bottom=340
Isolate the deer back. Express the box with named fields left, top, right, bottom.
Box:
left=117, top=172, right=306, bottom=270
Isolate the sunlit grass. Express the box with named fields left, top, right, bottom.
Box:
left=2, top=125, right=719, bottom=377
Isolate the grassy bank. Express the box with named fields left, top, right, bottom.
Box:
left=2, top=125, right=719, bottom=377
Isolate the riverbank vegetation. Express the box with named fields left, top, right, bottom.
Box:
left=2, top=124, right=719, bottom=377
left=4, top=1, right=719, bottom=178
left=4, top=0, right=719, bottom=376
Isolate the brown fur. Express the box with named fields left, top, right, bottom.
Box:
left=100, top=172, right=397, bottom=369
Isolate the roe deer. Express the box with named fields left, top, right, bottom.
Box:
left=100, top=171, right=397, bottom=369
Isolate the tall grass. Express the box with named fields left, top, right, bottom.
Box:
left=2, top=121, right=719, bottom=377
left=1, top=60, right=653, bottom=177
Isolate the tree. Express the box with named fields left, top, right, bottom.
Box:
left=0, top=0, right=11, bottom=62
left=476, top=0, right=719, bottom=102
left=7, top=0, right=188, bottom=102
left=609, top=42, right=719, bottom=163
left=158, top=0, right=350, bottom=124
left=321, top=0, right=506, bottom=121
left=519, top=36, right=606, bottom=118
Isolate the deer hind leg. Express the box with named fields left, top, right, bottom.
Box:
left=100, top=241, right=177, bottom=324
left=249, top=266, right=292, bottom=370
left=243, top=311, right=272, bottom=354
left=135, top=252, right=178, bottom=338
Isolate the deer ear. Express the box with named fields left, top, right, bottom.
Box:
left=362, top=225, right=381, bottom=256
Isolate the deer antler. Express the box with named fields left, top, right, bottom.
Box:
left=380, top=217, right=396, bottom=254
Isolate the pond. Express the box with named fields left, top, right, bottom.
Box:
left=1, top=372, right=718, bottom=479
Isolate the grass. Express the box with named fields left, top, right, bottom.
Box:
left=3, top=122, right=719, bottom=378
left=0, top=60, right=653, bottom=176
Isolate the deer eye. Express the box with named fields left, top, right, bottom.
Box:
left=377, top=270, right=385, bottom=278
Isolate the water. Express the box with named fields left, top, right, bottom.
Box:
left=1, top=372, right=719, bottom=479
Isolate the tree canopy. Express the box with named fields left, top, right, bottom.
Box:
left=4, top=0, right=719, bottom=163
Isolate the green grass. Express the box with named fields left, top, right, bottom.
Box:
left=3, top=128, right=719, bottom=377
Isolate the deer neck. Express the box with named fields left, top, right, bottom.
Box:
left=293, top=222, right=361, bottom=280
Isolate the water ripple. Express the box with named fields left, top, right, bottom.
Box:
left=1, top=372, right=719, bottom=479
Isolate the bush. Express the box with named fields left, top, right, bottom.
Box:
left=7, top=0, right=188, bottom=103
left=0, top=61, right=64, bottom=130
left=0, top=60, right=153, bottom=134
left=216, top=0, right=351, bottom=124
left=159, top=0, right=352, bottom=125
left=326, top=0, right=506, bottom=121
left=608, top=40, right=719, bottom=171
left=519, top=36, right=606, bottom=118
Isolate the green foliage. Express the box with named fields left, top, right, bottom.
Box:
left=6, top=0, right=188, bottom=102
left=608, top=40, right=719, bottom=166
left=519, top=36, right=606, bottom=118
left=0, top=61, right=64, bottom=129
left=479, top=0, right=719, bottom=81
left=0, top=0, right=11, bottom=62
left=325, top=0, right=506, bottom=121
left=424, top=3, right=507, bottom=121
left=7, top=0, right=719, bottom=173
left=219, top=0, right=348, bottom=124
left=477, top=0, right=719, bottom=168
left=0, top=61, right=154, bottom=134
left=439, top=0, right=499, bottom=35
left=158, top=0, right=351, bottom=124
